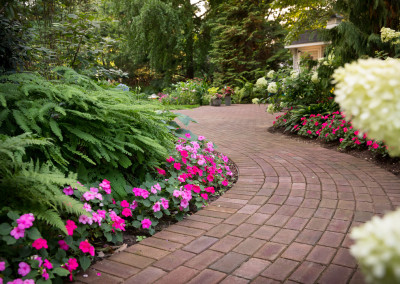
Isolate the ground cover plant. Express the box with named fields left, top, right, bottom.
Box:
left=0, top=133, right=234, bottom=283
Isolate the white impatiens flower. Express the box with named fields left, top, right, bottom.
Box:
left=267, top=82, right=278, bottom=93
left=255, top=77, right=268, bottom=88
left=350, top=208, right=400, bottom=284
left=333, top=58, right=400, bottom=156
left=267, top=70, right=275, bottom=79
left=311, top=71, right=319, bottom=83
left=381, top=27, right=400, bottom=44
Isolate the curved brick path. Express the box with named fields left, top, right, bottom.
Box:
left=76, top=104, right=400, bottom=284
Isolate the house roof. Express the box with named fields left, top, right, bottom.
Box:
left=284, top=30, right=330, bottom=49
left=290, top=30, right=322, bottom=45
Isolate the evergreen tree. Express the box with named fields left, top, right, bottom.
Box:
left=115, top=0, right=200, bottom=85
left=327, top=0, right=400, bottom=62
left=209, top=0, right=289, bottom=86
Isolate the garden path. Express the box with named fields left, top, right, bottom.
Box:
left=76, top=104, right=400, bottom=284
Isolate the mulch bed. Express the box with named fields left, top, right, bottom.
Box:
left=268, top=127, right=400, bottom=176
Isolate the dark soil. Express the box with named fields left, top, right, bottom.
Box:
left=268, top=127, right=400, bottom=176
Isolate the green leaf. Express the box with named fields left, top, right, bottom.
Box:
left=104, top=232, right=112, bottom=242
left=36, top=279, right=52, bottom=284
left=0, top=223, right=12, bottom=235
left=142, top=199, right=151, bottom=207
left=27, top=227, right=42, bottom=240
left=7, top=211, right=19, bottom=221
left=154, top=211, right=163, bottom=219
left=55, top=249, right=67, bottom=260
left=3, top=236, right=16, bottom=245
left=132, top=221, right=141, bottom=228
left=79, top=255, right=91, bottom=271
left=176, top=113, right=197, bottom=126
left=53, top=267, right=70, bottom=277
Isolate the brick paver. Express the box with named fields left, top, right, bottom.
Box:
left=76, top=105, right=400, bottom=283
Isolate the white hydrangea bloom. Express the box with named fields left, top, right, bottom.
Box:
left=267, top=82, right=278, bottom=93
left=267, top=70, right=275, bottom=79
left=255, top=77, right=268, bottom=88
left=290, top=71, right=299, bottom=79
left=381, top=27, right=400, bottom=44
left=350, top=208, right=400, bottom=283
left=266, top=104, right=276, bottom=113
left=333, top=58, right=400, bottom=156
left=252, top=98, right=260, bottom=104
left=311, top=71, right=319, bottom=83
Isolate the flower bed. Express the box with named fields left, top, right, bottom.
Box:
left=273, top=110, right=388, bottom=156
left=0, top=134, right=234, bottom=283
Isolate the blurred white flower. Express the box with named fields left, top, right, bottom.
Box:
left=252, top=98, right=260, bottom=104
left=350, top=208, right=400, bottom=283
left=311, top=71, right=319, bottom=83
left=381, top=27, right=400, bottom=44
left=267, top=70, right=275, bottom=79
left=267, top=82, right=278, bottom=93
left=255, top=77, right=268, bottom=88
left=333, top=58, right=400, bottom=156
left=290, top=71, right=299, bottom=79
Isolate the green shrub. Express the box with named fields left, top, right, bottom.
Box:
left=0, top=68, right=176, bottom=199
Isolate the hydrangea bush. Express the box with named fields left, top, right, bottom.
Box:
left=351, top=209, right=400, bottom=284
left=0, top=134, right=234, bottom=283
left=333, top=58, right=400, bottom=156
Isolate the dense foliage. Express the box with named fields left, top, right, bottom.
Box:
left=0, top=133, right=234, bottom=283
left=0, top=68, right=176, bottom=198
left=209, top=0, right=289, bottom=85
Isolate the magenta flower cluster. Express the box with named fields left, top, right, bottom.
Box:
left=274, top=111, right=388, bottom=154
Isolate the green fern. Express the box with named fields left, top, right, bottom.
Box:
left=0, top=134, right=87, bottom=233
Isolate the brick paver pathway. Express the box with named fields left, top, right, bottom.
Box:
left=76, top=105, right=400, bottom=283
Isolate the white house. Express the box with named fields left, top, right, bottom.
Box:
left=285, top=15, right=342, bottom=70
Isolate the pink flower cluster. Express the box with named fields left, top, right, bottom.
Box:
left=10, top=213, right=35, bottom=240
left=274, top=111, right=388, bottom=154
left=79, top=239, right=95, bottom=256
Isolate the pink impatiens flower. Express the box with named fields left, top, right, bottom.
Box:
left=160, top=198, right=169, bottom=209
left=173, top=162, right=181, bottom=170
left=42, top=268, right=49, bottom=280
left=153, top=202, right=161, bottom=212
left=0, top=261, right=5, bottom=271
left=62, top=258, right=79, bottom=281
left=121, top=208, right=132, bottom=217
left=18, top=262, right=30, bottom=277
left=99, top=179, right=111, bottom=194
left=58, top=240, right=69, bottom=251
left=372, top=142, right=379, bottom=149
left=198, top=135, right=205, bottom=141
left=65, top=220, right=77, bottom=236
left=79, top=240, right=95, bottom=256
left=10, top=227, right=25, bottom=239
left=130, top=200, right=138, bottom=210
left=83, top=203, right=92, bottom=212
left=79, top=215, right=93, bottom=225
left=17, top=213, right=35, bottom=230
left=141, top=218, right=152, bottom=229
left=201, top=193, right=208, bottom=200
left=339, top=138, right=344, bottom=142
left=120, top=200, right=130, bottom=208
left=43, top=259, right=53, bottom=269
left=63, top=186, right=74, bottom=195
left=156, top=168, right=166, bottom=175
left=166, top=156, right=175, bottom=163
left=32, top=238, right=48, bottom=250
left=221, top=180, right=229, bottom=186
